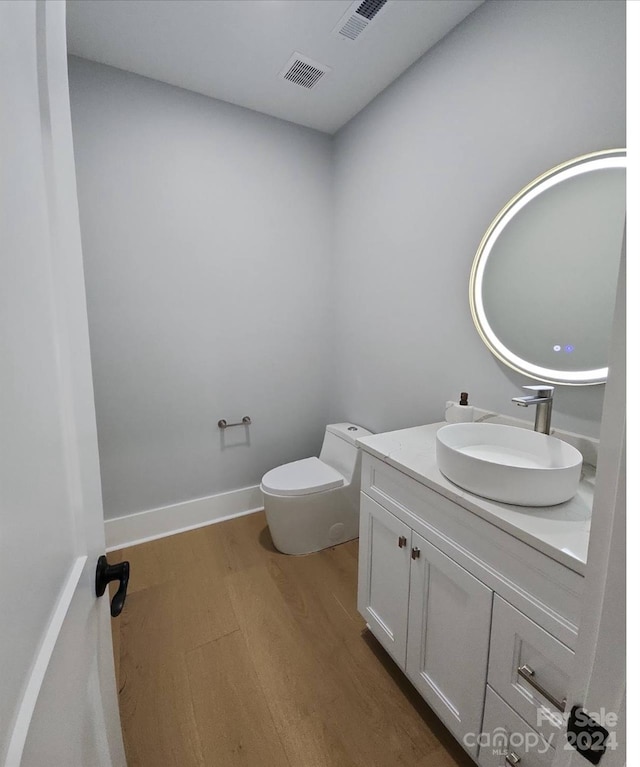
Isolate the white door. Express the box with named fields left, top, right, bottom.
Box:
left=551, top=241, right=626, bottom=765
left=1, top=2, right=126, bottom=765
left=357, top=494, right=412, bottom=667
left=406, top=531, right=493, bottom=754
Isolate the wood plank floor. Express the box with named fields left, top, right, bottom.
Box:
left=110, top=511, right=476, bottom=767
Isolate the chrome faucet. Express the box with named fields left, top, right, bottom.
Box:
left=512, top=385, right=555, bottom=434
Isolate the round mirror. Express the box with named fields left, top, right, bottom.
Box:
left=470, top=149, right=625, bottom=386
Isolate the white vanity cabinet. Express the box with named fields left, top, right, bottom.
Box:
left=357, top=447, right=585, bottom=762
left=359, top=493, right=493, bottom=752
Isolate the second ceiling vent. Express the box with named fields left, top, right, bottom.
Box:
left=279, top=53, right=331, bottom=90
left=334, top=0, right=389, bottom=41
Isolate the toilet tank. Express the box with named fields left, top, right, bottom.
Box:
left=319, top=423, right=373, bottom=481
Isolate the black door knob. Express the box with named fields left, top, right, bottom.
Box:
left=95, top=555, right=130, bottom=617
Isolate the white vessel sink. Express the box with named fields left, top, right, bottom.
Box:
left=436, top=423, right=583, bottom=506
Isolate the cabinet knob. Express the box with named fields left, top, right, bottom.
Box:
left=411, top=547, right=421, bottom=560
left=398, top=536, right=407, bottom=548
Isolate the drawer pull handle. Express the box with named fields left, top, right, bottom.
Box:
left=411, top=547, right=421, bottom=560
left=517, top=664, right=567, bottom=711
left=505, top=752, right=521, bottom=767
left=398, top=536, right=407, bottom=548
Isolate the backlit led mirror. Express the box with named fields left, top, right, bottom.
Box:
left=469, top=149, right=625, bottom=385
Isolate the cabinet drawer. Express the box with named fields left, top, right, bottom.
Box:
left=479, top=686, right=555, bottom=767
left=488, top=596, right=574, bottom=742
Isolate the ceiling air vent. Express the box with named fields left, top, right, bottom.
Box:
left=355, top=0, right=387, bottom=21
left=339, top=15, right=367, bottom=41
left=334, top=0, right=388, bottom=42
left=279, top=53, right=331, bottom=90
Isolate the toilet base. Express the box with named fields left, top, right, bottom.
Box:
left=262, top=485, right=359, bottom=556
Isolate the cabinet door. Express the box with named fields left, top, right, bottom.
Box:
left=406, top=531, right=493, bottom=754
left=358, top=494, right=412, bottom=668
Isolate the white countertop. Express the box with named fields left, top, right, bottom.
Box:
left=357, top=422, right=593, bottom=576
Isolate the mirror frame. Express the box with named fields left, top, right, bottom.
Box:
left=469, top=148, right=625, bottom=386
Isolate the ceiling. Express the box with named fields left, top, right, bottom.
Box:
left=66, top=0, right=483, bottom=134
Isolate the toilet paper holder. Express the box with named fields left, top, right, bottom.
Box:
left=218, top=416, right=252, bottom=429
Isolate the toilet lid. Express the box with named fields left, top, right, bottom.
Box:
left=261, top=457, right=345, bottom=497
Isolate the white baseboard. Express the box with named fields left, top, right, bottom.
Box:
left=105, top=485, right=264, bottom=551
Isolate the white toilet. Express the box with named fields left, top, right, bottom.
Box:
left=261, top=423, right=373, bottom=555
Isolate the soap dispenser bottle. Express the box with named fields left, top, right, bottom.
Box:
left=445, top=392, right=475, bottom=424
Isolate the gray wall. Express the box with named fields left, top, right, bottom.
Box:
left=332, top=0, right=625, bottom=438
left=69, top=58, right=334, bottom=520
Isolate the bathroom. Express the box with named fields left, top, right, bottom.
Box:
left=0, top=1, right=627, bottom=766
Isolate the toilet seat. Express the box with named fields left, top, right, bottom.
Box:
left=261, top=457, right=344, bottom=497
